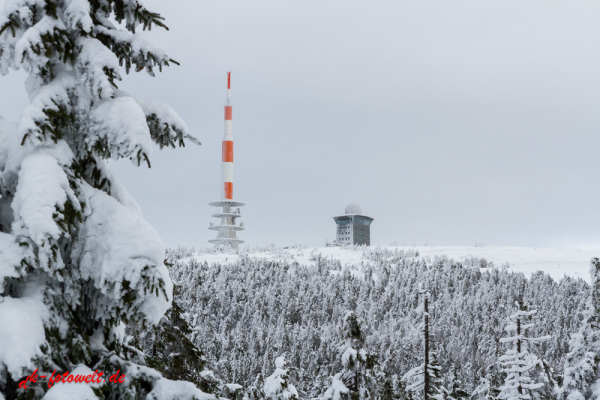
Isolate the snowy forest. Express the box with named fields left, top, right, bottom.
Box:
left=163, top=246, right=600, bottom=400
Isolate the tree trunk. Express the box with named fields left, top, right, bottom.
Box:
left=424, top=293, right=429, bottom=400
left=517, top=316, right=522, bottom=396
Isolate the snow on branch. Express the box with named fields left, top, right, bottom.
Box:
left=497, top=304, right=550, bottom=400
left=105, top=0, right=169, bottom=33
left=94, top=24, right=176, bottom=76
left=74, top=183, right=172, bottom=327
left=64, top=0, right=93, bottom=33
left=0, top=281, right=48, bottom=379
left=14, top=16, right=73, bottom=73
left=77, top=37, right=121, bottom=100
left=12, top=148, right=81, bottom=273
left=88, top=95, right=152, bottom=165
left=136, top=98, right=200, bottom=148
left=146, top=377, right=214, bottom=400
left=0, top=233, right=23, bottom=290
left=18, top=72, right=76, bottom=144
left=0, top=0, right=38, bottom=38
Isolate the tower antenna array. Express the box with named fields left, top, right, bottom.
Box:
left=209, top=72, right=244, bottom=250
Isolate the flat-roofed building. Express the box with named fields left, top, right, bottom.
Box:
left=334, top=204, right=374, bottom=246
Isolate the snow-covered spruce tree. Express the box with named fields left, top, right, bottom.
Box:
left=402, top=350, right=445, bottom=400
left=321, top=312, right=382, bottom=400
left=562, top=258, right=600, bottom=400
left=263, top=356, right=298, bottom=400
left=471, top=363, right=502, bottom=400
left=245, top=373, right=266, bottom=400
left=471, top=377, right=498, bottom=400
left=0, top=1, right=201, bottom=399
left=133, top=285, right=246, bottom=399
left=497, top=302, right=550, bottom=400
left=402, top=291, right=445, bottom=400
left=446, top=366, right=469, bottom=400
left=380, top=375, right=410, bottom=400
left=130, top=292, right=212, bottom=393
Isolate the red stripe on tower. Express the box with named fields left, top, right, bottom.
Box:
left=224, top=182, right=233, bottom=200
left=222, top=141, right=234, bottom=162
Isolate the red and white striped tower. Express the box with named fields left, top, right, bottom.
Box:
left=222, top=72, right=234, bottom=200
left=209, top=72, right=244, bottom=250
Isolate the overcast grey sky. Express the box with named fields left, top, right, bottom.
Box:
left=2, top=0, right=600, bottom=249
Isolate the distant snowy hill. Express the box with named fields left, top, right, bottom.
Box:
left=187, top=245, right=598, bottom=282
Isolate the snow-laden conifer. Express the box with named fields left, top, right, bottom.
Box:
left=402, top=290, right=445, bottom=400
left=264, top=356, right=298, bottom=400
left=0, top=0, right=200, bottom=398
left=246, top=373, right=266, bottom=400
left=402, top=350, right=445, bottom=400
left=497, top=302, right=550, bottom=400
left=471, top=377, right=496, bottom=400
left=562, top=258, right=600, bottom=400
left=321, top=312, right=382, bottom=400
left=446, top=366, right=469, bottom=400
left=131, top=295, right=210, bottom=392
left=471, top=363, right=503, bottom=400
left=561, top=303, right=599, bottom=400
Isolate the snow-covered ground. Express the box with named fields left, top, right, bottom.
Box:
left=188, top=245, right=599, bottom=282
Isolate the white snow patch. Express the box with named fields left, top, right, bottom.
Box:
left=322, top=373, right=349, bottom=400
left=64, top=0, right=93, bottom=33
left=0, top=280, right=48, bottom=379
left=14, top=16, right=66, bottom=70
left=264, top=356, right=298, bottom=400
left=146, top=378, right=215, bottom=400
left=42, top=365, right=99, bottom=400
left=189, top=245, right=597, bottom=282
left=75, top=183, right=172, bottom=325
left=0, top=116, right=17, bottom=171
left=225, top=383, right=243, bottom=391
left=18, top=72, right=75, bottom=142
left=0, top=232, right=24, bottom=286
left=90, top=96, right=152, bottom=162
left=136, top=98, right=190, bottom=135
left=12, top=151, right=76, bottom=245
left=78, top=37, right=120, bottom=99
left=341, top=348, right=357, bottom=368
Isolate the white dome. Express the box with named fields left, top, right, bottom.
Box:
left=345, top=203, right=362, bottom=215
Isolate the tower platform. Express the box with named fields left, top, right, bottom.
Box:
left=208, top=200, right=245, bottom=250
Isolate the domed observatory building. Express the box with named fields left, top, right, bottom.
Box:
left=334, top=204, right=374, bottom=246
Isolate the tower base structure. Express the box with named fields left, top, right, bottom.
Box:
left=208, top=200, right=245, bottom=251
